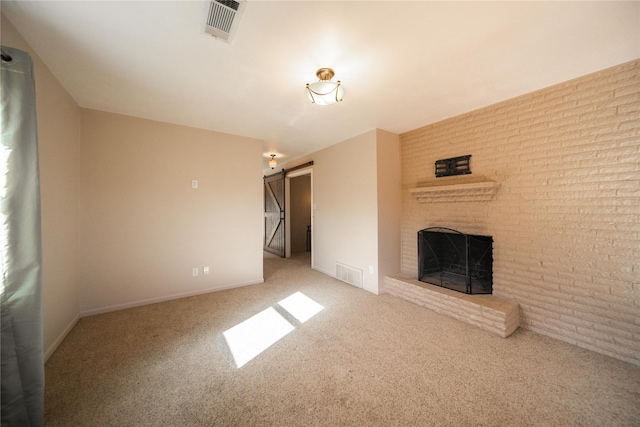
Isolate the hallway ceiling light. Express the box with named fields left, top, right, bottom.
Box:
left=305, top=68, right=344, bottom=105
left=269, top=154, right=277, bottom=169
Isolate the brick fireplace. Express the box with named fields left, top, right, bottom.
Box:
left=386, top=184, right=519, bottom=338
left=396, top=60, right=639, bottom=365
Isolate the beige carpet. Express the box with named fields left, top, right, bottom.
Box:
left=45, top=252, right=640, bottom=426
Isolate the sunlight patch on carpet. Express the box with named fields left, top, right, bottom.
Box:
left=278, top=291, right=324, bottom=323
left=223, top=307, right=295, bottom=368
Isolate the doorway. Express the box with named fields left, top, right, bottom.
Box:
left=285, top=169, right=312, bottom=265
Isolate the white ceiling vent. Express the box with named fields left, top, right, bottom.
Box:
left=204, top=0, right=245, bottom=42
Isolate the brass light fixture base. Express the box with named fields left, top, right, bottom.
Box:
left=315, top=68, right=335, bottom=81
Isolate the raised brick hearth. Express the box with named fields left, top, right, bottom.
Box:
left=385, top=274, right=520, bottom=338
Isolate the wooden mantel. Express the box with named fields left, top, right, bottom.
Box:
left=409, top=179, right=498, bottom=203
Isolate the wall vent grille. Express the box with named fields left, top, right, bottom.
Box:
left=336, top=262, right=363, bottom=288
left=435, top=154, right=472, bottom=178
left=204, top=0, right=245, bottom=42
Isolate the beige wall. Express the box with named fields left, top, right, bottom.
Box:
left=80, top=110, right=264, bottom=314
left=376, top=129, right=402, bottom=292
left=2, top=14, right=83, bottom=359
left=401, top=60, right=639, bottom=365
left=282, top=129, right=401, bottom=295
left=313, top=130, right=380, bottom=293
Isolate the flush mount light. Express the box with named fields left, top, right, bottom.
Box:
left=268, top=154, right=277, bottom=169
left=305, top=68, right=345, bottom=105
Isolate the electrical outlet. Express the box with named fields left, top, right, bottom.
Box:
left=204, top=266, right=210, bottom=274
left=369, top=266, right=374, bottom=274
left=192, top=180, right=198, bottom=189
left=192, top=268, right=198, bottom=276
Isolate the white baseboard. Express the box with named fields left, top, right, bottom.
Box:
left=45, top=313, right=80, bottom=362
left=79, top=278, right=264, bottom=317
left=312, top=264, right=334, bottom=278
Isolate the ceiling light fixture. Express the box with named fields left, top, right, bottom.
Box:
left=305, top=68, right=345, bottom=105
left=268, top=154, right=277, bottom=169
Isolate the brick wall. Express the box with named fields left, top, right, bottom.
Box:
left=400, top=60, right=639, bottom=365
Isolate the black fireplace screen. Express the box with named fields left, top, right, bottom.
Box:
left=418, top=227, right=493, bottom=294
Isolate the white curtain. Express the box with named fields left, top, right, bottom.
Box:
left=0, top=46, right=44, bottom=427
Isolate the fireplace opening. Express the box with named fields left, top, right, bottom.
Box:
left=418, top=227, right=493, bottom=294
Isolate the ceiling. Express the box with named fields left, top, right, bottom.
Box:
left=2, top=1, right=638, bottom=172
